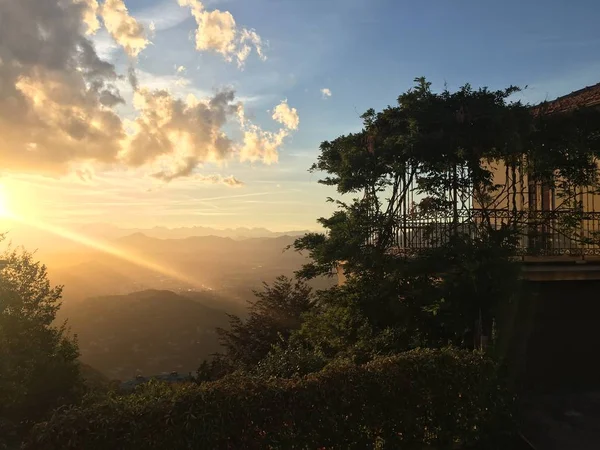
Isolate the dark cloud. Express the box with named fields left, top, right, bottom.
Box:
left=0, top=0, right=124, bottom=174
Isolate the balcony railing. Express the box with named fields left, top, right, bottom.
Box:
left=387, top=208, right=600, bottom=258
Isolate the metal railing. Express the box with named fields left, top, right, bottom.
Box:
left=385, top=208, right=600, bottom=258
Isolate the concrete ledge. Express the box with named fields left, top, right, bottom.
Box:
left=337, top=258, right=600, bottom=284
left=521, top=259, right=600, bottom=281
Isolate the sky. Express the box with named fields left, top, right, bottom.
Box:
left=1, top=0, right=600, bottom=232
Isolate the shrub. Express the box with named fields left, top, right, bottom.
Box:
left=254, top=343, right=328, bottom=379
left=25, top=348, right=515, bottom=450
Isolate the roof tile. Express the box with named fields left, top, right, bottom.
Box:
left=532, top=82, right=600, bottom=115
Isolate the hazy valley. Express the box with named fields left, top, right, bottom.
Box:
left=20, top=227, right=336, bottom=379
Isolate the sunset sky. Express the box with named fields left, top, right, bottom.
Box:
left=2, top=0, right=600, bottom=231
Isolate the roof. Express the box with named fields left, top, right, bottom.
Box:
left=532, top=82, right=600, bottom=115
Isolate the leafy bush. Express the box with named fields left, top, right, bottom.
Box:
left=25, top=348, right=515, bottom=449
left=253, top=343, right=328, bottom=379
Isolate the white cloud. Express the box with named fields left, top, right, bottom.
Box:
left=115, top=69, right=211, bottom=104
left=237, top=29, right=265, bottom=67
left=178, top=0, right=266, bottom=68
left=238, top=100, right=300, bottom=165
left=239, top=127, right=287, bottom=165
left=101, top=0, right=149, bottom=57
left=90, top=29, right=120, bottom=60
left=76, top=0, right=101, bottom=35
left=221, top=175, right=244, bottom=187
left=272, top=100, right=299, bottom=130
left=321, top=88, right=332, bottom=98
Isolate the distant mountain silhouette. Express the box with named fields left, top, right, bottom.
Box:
left=58, top=290, right=232, bottom=379
left=48, top=233, right=334, bottom=302
left=75, top=223, right=312, bottom=241
left=0, top=221, right=314, bottom=256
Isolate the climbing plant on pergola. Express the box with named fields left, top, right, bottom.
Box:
left=293, top=77, right=600, bottom=349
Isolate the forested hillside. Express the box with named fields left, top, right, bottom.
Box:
left=58, top=290, right=231, bottom=379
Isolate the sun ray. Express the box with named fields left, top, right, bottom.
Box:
left=7, top=211, right=205, bottom=289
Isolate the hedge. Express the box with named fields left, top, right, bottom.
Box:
left=24, top=348, right=515, bottom=449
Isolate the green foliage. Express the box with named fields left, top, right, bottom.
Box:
left=25, top=349, right=515, bottom=450
left=0, top=241, right=82, bottom=447
left=293, top=78, right=600, bottom=357
left=295, top=286, right=384, bottom=359
left=292, top=233, right=522, bottom=364
left=253, top=343, right=328, bottom=379
left=213, top=276, right=314, bottom=371
left=402, top=234, right=523, bottom=349
left=196, top=354, right=236, bottom=382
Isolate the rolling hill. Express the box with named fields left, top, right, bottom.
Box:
left=58, top=290, right=232, bottom=379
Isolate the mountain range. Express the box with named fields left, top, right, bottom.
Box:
left=0, top=221, right=313, bottom=254
left=75, top=224, right=314, bottom=240
left=45, top=232, right=333, bottom=301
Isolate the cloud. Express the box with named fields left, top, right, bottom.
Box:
left=0, top=0, right=125, bottom=175
left=90, top=28, right=120, bottom=59
left=221, top=175, right=244, bottom=187
left=237, top=29, right=265, bottom=67
left=152, top=173, right=244, bottom=188
left=152, top=167, right=244, bottom=187
left=125, top=69, right=210, bottom=99
left=176, top=65, right=187, bottom=74
left=135, top=0, right=191, bottom=32
left=178, top=0, right=266, bottom=67
left=123, top=71, right=296, bottom=176
left=75, top=166, right=95, bottom=183
left=76, top=0, right=101, bottom=35
left=238, top=100, right=300, bottom=165
left=123, top=84, right=239, bottom=171
left=101, top=0, right=149, bottom=57
left=321, top=88, right=332, bottom=99
left=0, top=0, right=297, bottom=181
left=272, top=100, right=299, bottom=130
left=239, top=127, right=287, bottom=165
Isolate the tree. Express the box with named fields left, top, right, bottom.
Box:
left=0, top=238, right=82, bottom=442
left=294, top=78, right=600, bottom=354
left=203, top=276, right=314, bottom=377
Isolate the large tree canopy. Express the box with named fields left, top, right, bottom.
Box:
left=296, top=78, right=600, bottom=276
left=293, top=78, right=600, bottom=351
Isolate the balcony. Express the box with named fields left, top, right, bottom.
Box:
left=390, top=208, right=600, bottom=261
left=335, top=210, right=600, bottom=286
